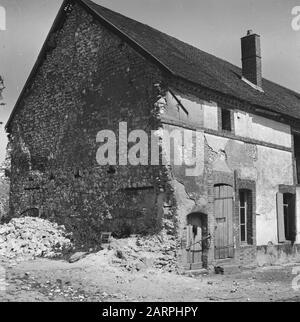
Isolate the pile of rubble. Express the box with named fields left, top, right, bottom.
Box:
left=0, top=217, right=73, bottom=260
left=0, top=217, right=178, bottom=273
left=109, top=231, right=178, bottom=273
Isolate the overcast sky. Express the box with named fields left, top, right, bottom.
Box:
left=0, top=0, right=300, bottom=163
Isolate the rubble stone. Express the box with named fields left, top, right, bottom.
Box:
left=109, top=231, right=178, bottom=273
left=68, top=251, right=87, bottom=263
left=0, top=217, right=73, bottom=260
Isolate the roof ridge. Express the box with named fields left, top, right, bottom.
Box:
left=85, top=1, right=300, bottom=99
left=84, top=0, right=242, bottom=70
left=6, top=0, right=300, bottom=130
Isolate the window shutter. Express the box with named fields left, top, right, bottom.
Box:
left=276, top=192, right=286, bottom=243
left=289, top=194, right=296, bottom=242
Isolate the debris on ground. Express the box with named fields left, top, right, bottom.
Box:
left=214, top=266, right=224, bottom=275
left=0, top=217, right=178, bottom=273
left=11, top=273, right=91, bottom=302
left=0, top=217, right=73, bottom=260
left=68, top=252, right=88, bottom=263
left=107, top=231, right=178, bottom=273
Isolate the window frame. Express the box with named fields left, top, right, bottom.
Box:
left=239, top=190, right=247, bottom=243
left=239, top=189, right=253, bottom=245
left=219, top=107, right=234, bottom=133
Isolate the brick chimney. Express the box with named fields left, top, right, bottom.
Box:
left=241, top=30, right=262, bottom=88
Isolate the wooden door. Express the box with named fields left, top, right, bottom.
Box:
left=186, top=214, right=203, bottom=269
left=214, top=185, right=234, bottom=259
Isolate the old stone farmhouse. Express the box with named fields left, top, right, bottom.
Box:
left=5, top=0, right=300, bottom=270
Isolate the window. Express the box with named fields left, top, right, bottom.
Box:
left=277, top=192, right=296, bottom=242
left=239, top=189, right=253, bottom=244
left=221, top=109, right=232, bottom=132
left=239, top=190, right=247, bottom=243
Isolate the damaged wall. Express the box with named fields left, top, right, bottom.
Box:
left=205, top=133, right=294, bottom=245
left=8, top=3, right=177, bottom=246
left=255, top=146, right=293, bottom=244
left=234, top=111, right=292, bottom=148
left=7, top=1, right=298, bottom=268
left=161, top=87, right=295, bottom=268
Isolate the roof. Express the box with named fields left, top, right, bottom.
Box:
left=6, top=0, right=300, bottom=129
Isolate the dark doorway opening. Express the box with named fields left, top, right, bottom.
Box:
left=186, top=213, right=208, bottom=270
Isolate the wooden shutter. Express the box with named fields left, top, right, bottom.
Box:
left=288, top=194, right=296, bottom=242
left=276, top=192, right=286, bottom=243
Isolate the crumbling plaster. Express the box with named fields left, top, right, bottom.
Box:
left=163, top=90, right=295, bottom=248
left=234, top=111, right=292, bottom=148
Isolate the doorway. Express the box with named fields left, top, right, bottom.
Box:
left=186, top=213, right=208, bottom=270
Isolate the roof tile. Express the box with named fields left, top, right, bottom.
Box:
left=84, top=0, right=300, bottom=119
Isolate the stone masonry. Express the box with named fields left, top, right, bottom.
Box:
left=8, top=3, right=176, bottom=247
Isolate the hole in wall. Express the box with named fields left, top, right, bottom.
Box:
left=74, top=169, right=83, bottom=179
left=107, top=166, right=116, bottom=175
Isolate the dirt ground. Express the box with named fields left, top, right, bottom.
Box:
left=1, top=252, right=300, bottom=302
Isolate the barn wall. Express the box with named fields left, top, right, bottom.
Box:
left=8, top=3, right=176, bottom=245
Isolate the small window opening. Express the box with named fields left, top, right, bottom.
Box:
left=221, top=109, right=232, bottom=132
left=74, top=169, right=83, bottom=179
